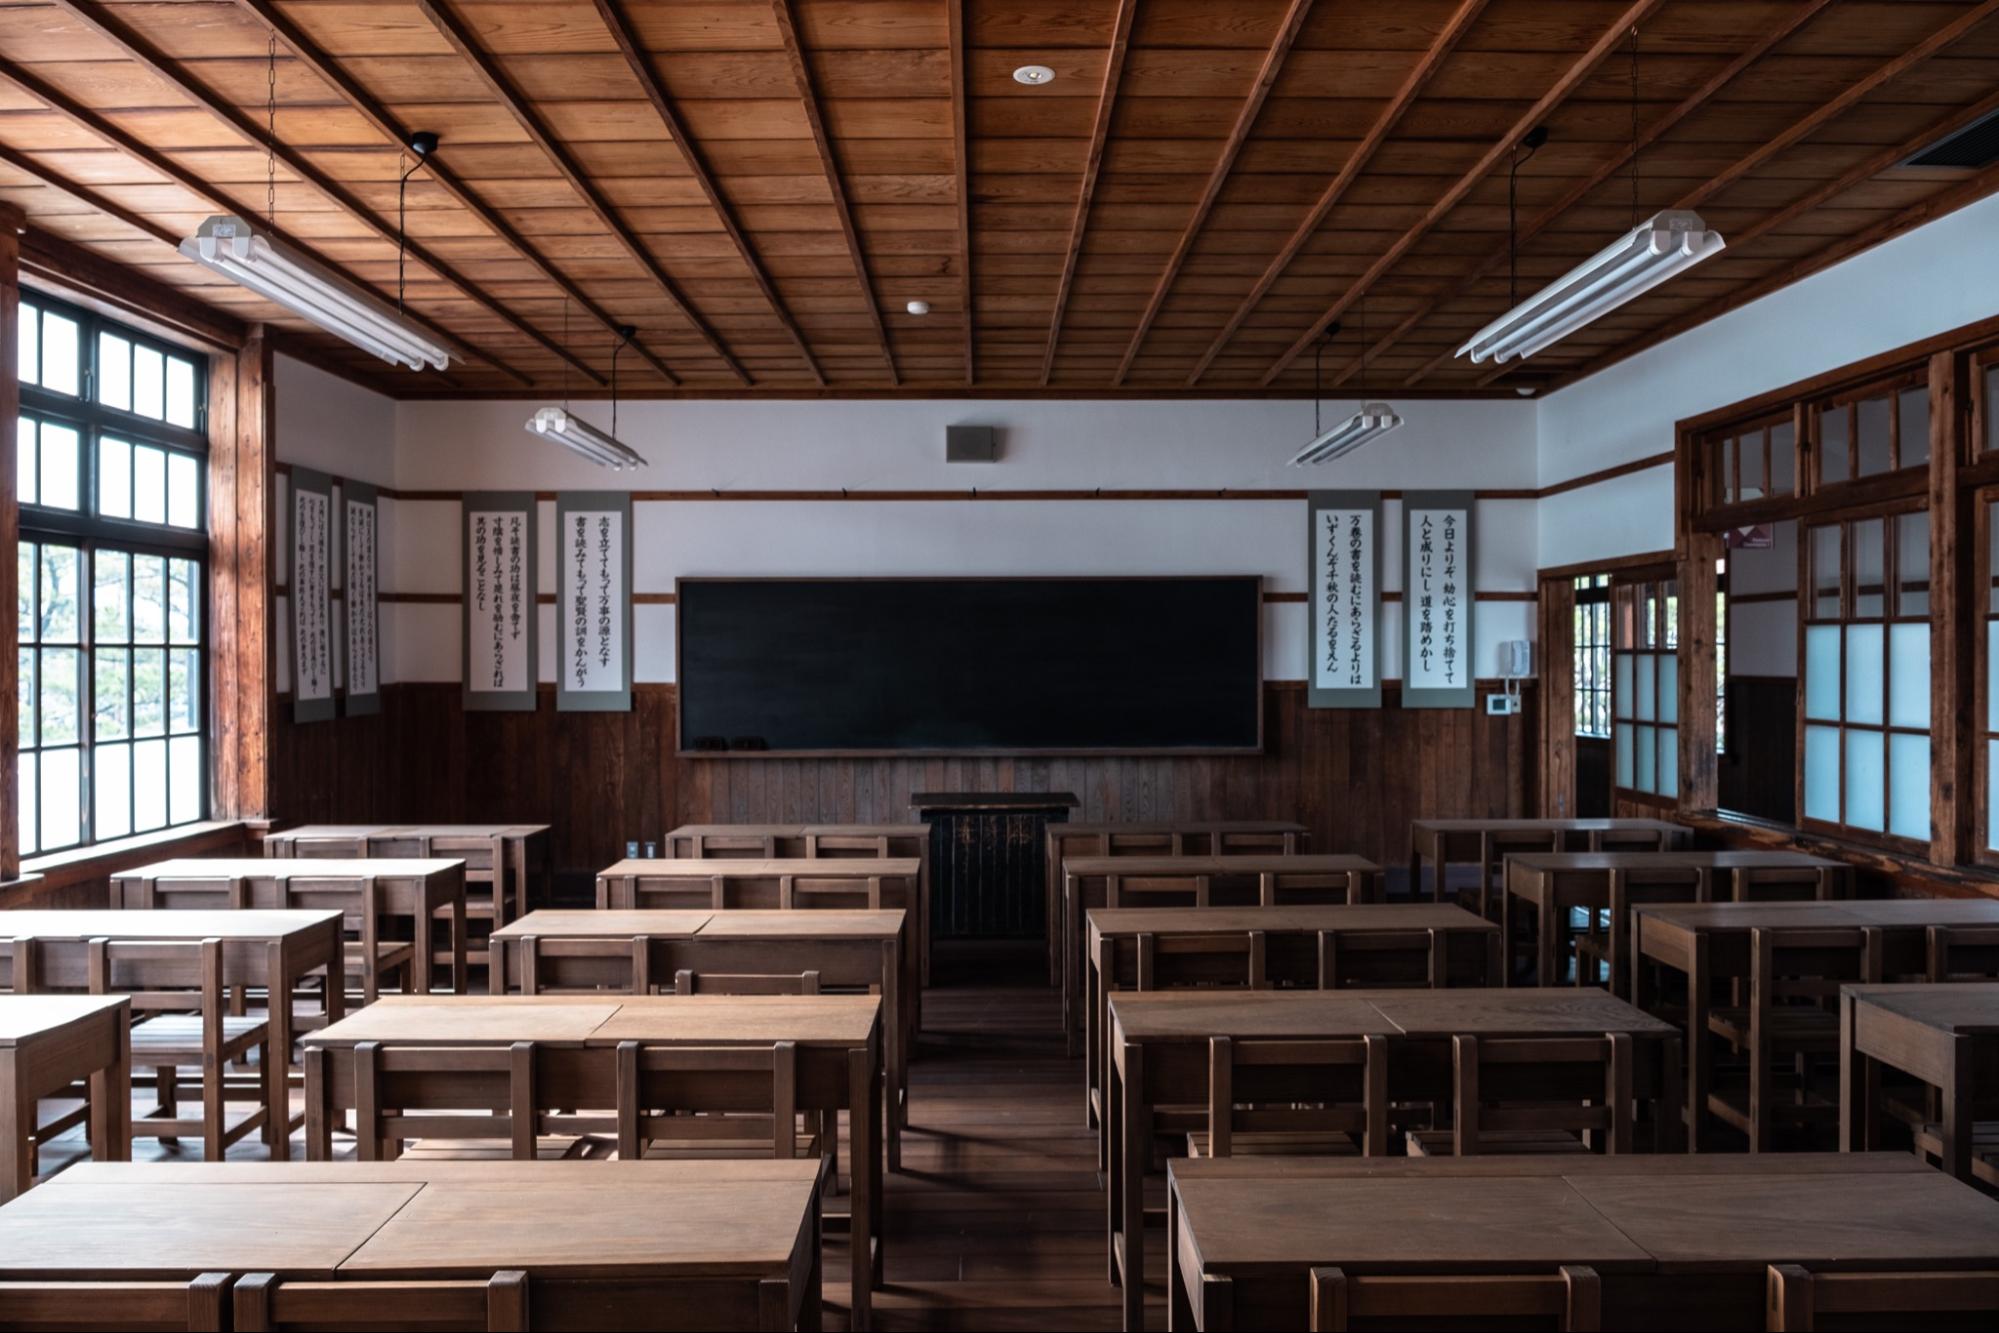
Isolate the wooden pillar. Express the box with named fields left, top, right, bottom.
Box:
left=1930, top=347, right=1973, bottom=866
left=1673, top=419, right=1721, bottom=815
left=0, top=205, right=22, bottom=882
left=1536, top=576, right=1577, bottom=817
left=211, top=329, right=274, bottom=820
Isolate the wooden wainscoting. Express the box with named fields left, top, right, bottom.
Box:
left=271, top=680, right=1538, bottom=898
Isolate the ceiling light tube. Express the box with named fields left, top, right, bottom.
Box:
left=178, top=216, right=451, bottom=371
left=526, top=407, right=646, bottom=471
left=1457, top=209, right=1724, bottom=365
left=1289, top=401, right=1403, bottom=466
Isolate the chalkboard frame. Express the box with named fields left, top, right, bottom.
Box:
left=674, top=575, right=1265, bottom=758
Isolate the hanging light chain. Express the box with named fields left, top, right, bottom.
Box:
left=265, top=32, right=278, bottom=227
left=1628, top=25, right=1641, bottom=228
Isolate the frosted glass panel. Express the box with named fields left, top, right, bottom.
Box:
left=1853, top=518, right=1886, bottom=617
left=1804, top=726, right=1841, bottom=822
left=1896, top=511, right=1929, bottom=617
left=1614, top=654, right=1632, bottom=716
left=1659, top=654, right=1678, bottom=724
left=1888, top=733, right=1929, bottom=842
left=1990, top=622, right=1999, bottom=730
left=1660, top=728, right=1678, bottom=799
left=1887, top=623, right=1929, bottom=730
left=1845, top=623, right=1884, bottom=725
left=1811, top=526, right=1842, bottom=618
left=1769, top=420, right=1796, bottom=495
left=1990, top=739, right=1999, bottom=850
left=1635, top=656, right=1656, bottom=721
left=1615, top=723, right=1634, bottom=789
left=1634, top=723, right=1656, bottom=792
left=1845, top=730, right=1885, bottom=832
left=1821, top=405, right=1849, bottom=483
left=1804, top=626, right=1842, bottom=720
left=1898, top=387, right=1929, bottom=467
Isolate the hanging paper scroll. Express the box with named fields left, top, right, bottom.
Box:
left=555, top=491, right=632, bottom=712
left=340, top=480, right=381, bottom=717
left=1307, top=490, right=1381, bottom=708
left=1402, top=490, right=1476, bottom=709
left=289, top=466, right=335, bottom=723
left=462, top=491, right=538, bottom=711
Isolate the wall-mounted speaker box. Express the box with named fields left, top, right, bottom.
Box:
left=946, top=425, right=998, bottom=462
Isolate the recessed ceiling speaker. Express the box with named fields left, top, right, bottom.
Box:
left=946, top=425, right=998, bottom=463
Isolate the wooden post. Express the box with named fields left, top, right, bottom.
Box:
left=1537, top=575, right=1577, bottom=817
left=0, top=204, right=22, bottom=882
left=1930, top=347, right=1973, bottom=866
left=211, top=329, right=274, bottom=820
left=1675, top=423, right=1721, bottom=815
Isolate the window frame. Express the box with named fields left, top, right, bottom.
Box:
left=1573, top=573, right=1611, bottom=739
left=17, top=290, right=210, bottom=857
left=1610, top=568, right=1680, bottom=805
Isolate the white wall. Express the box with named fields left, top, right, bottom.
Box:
left=1537, top=190, right=1999, bottom=570
left=382, top=397, right=1541, bottom=686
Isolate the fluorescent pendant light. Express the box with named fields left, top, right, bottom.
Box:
left=179, top=215, right=451, bottom=371
left=1291, top=401, right=1403, bottom=466
left=527, top=407, right=646, bottom=471
left=1458, top=209, right=1724, bottom=365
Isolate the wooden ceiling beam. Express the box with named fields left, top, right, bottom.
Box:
left=414, top=0, right=749, bottom=384
left=1382, top=0, right=1837, bottom=390
left=591, top=0, right=822, bottom=387
left=1182, top=0, right=1488, bottom=387
left=231, top=0, right=649, bottom=387
left=1111, top=0, right=1318, bottom=387
left=768, top=0, right=896, bottom=386
left=1039, top=0, right=1138, bottom=387
left=0, top=53, right=487, bottom=387
left=949, top=0, right=973, bottom=385
left=1246, top=0, right=1668, bottom=390
left=41, top=0, right=535, bottom=385
left=1546, top=85, right=1999, bottom=391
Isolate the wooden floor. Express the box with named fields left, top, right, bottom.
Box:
left=39, top=972, right=1141, bottom=1331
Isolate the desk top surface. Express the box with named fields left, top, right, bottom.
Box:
left=0, top=908, right=342, bottom=940
left=1110, top=987, right=1674, bottom=1042
left=1506, top=850, right=1844, bottom=874
left=1063, top=854, right=1377, bottom=877
left=268, top=824, right=551, bottom=839
left=1846, top=982, right=1999, bottom=1035
left=0, top=993, right=128, bottom=1045
left=599, top=857, right=921, bottom=878
left=303, top=993, right=881, bottom=1048
left=1088, top=903, right=1495, bottom=937
left=114, top=858, right=464, bottom=880
left=0, top=1161, right=818, bottom=1278
left=491, top=909, right=905, bottom=941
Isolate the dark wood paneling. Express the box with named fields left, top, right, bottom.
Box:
left=274, top=680, right=1535, bottom=899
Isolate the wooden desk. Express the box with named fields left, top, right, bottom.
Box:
left=0, top=910, right=343, bottom=1162
left=111, top=858, right=469, bottom=997
left=667, top=822, right=931, bottom=981
left=264, top=823, right=551, bottom=973
left=1107, top=988, right=1680, bottom=1330
left=489, top=908, right=911, bottom=1165
left=1061, top=854, right=1379, bottom=1052
left=0, top=995, right=129, bottom=1201
left=0, top=1159, right=822, bottom=1330
left=301, top=993, right=884, bottom=1328
left=1504, top=850, right=1848, bottom=991
left=1408, top=818, right=1687, bottom=903
left=1165, top=1153, right=1999, bottom=1331
left=1082, top=904, right=1498, bottom=1134
left=1043, top=822, right=1307, bottom=983
left=1842, top=982, right=1999, bottom=1185
left=1635, top=900, right=1999, bottom=1148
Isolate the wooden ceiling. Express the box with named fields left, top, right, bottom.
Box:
left=1, top=0, right=1998, bottom=398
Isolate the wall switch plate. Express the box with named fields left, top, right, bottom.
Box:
left=626, top=841, right=639, bottom=858
left=1485, top=694, right=1516, bottom=716
left=643, top=841, right=659, bottom=859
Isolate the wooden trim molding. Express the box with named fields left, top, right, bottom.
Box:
left=211, top=332, right=274, bottom=820
left=0, top=203, right=21, bottom=880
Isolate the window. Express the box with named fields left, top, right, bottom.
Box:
left=17, top=293, right=207, bottom=856
left=1715, top=559, right=1728, bottom=755
left=1613, top=577, right=1678, bottom=799
left=1813, top=378, right=1929, bottom=488
left=1573, top=574, right=1610, bottom=738
left=1710, top=411, right=1797, bottom=507
left=1801, top=510, right=1930, bottom=846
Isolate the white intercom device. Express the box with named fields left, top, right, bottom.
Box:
left=1486, top=640, right=1532, bottom=715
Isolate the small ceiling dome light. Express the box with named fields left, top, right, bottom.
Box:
left=1515, top=385, right=1535, bottom=397
left=906, top=300, right=931, bottom=316
left=1013, top=65, right=1055, bottom=86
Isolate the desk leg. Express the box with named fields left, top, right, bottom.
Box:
left=88, top=1016, right=132, bottom=1165
left=1537, top=893, right=1559, bottom=989
left=1941, top=1032, right=1973, bottom=1181
left=1120, top=1039, right=1146, bottom=1333
left=1839, top=993, right=1864, bottom=1153
left=0, top=1055, right=26, bottom=1201
left=1064, top=876, right=1082, bottom=1058
left=489, top=938, right=509, bottom=997
left=411, top=909, right=435, bottom=998
left=450, top=894, right=468, bottom=995
left=1685, top=945, right=1709, bottom=1154
left=1090, top=938, right=1108, bottom=1141
left=1408, top=832, right=1423, bottom=904
left=1166, top=1179, right=1193, bottom=1332
left=846, top=1044, right=877, bottom=1331
left=882, top=940, right=905, bottom=1167
left=267, top=963, right=296, bottom=1161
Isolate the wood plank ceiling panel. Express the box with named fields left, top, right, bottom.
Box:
left=0, top=0, right=1992, bottom=396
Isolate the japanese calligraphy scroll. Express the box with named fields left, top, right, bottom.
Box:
left=1402, top=490, right=1476, bottom=709
left=288, top=467, right=335, bottom=723
left=339, top=480, right=381, bottom=716
left=462, top=492, right=538, bottom=712
left=555, top=491, right=632, bottom=713
left=1307, top=491, right=1381, bottom=709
